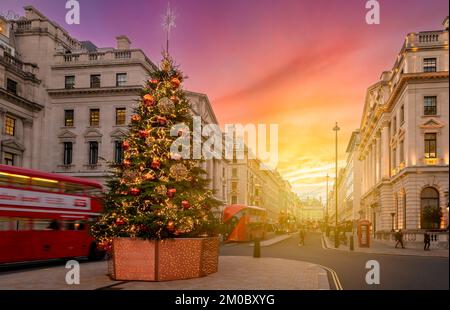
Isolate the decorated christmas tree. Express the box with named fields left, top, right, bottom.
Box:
left=91, top=54, right=221, bottom=246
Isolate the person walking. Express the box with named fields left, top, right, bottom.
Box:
left=298, top=229, right=305, bottom=246
left=395, top=229, right=405, bottom=249
left=424, top=231, right=431, bottom=251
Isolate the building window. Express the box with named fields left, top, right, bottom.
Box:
left=89, top=109, right=100, bottom=126
left=6, top=78, right=17, bottom=95
left=116, top=73, right=127, bottom=87
left=5, top=116, right=15, bottom=136
left=115, top=108, right=126, bottom=126
left=231, top=181, right=237, bottom=191
left=114, top=141, right=124, bottom=163
left=4, top=152, right=15, bottom=166
left=399, top=140, right=404, bottom=164
left=420, top=187, right=440, bottom=229
left=64, top=110, right=74, bottom=127
left=392, top=116, right=397, bottom=134
left=222, top=167, right=225, bottom=178
left=400, top=105, right=405, bottom=124
left=63, top=142, right=73, bottom=165
left=423, top=58, right=437, bottom=72
left=65, top=76, right=75, bottom=89
left=424, top=96, right=437, bottom=116
left=424, top=133, right=437, bottom=159
left=90, top=75, right=101, bottom=88
left=232, top=168, right=238, bottom=178
left=89, top=141, right=99, bottom=165
left=231, top=196, right=237, bottom=204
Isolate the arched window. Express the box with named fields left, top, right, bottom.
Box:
left=420, top=187, right=441, bottom=229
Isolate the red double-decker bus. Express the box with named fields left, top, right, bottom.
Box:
left=0, top=165, right=105, bottom=264
left=223, top=205, right=267, bottom=242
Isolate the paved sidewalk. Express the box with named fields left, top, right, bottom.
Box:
left=249, top=234, right=292, bottom=247
left=0, top=256, right=330, bottom=290
left=322, top=234, right=449, bottom=258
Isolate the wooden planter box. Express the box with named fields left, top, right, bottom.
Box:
left=108, top=237, right=220, bottom=281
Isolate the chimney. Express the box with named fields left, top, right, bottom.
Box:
left=116, top=35, right=131, bottom=50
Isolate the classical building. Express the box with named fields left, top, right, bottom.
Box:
left=299, top=197, right=324, bottom=223
left=328, top=130, right=362, bottom=224
left=358, top=17, right=449, bottom=235
left=0, top=15, right=43, bottom=169
left=0, top=6, right=228, bottom=204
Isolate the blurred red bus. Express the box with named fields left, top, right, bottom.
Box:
left=223, top=205, right=267, bottom=242
left=0, top=165, right=105, bottom=264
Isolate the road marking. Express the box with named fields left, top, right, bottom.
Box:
left=317, top=264, right=343, bottom=290
left=318, top=235, right=344, bottom=290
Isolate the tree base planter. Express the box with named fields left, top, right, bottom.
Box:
left=108, top=237, right=220, bottom=281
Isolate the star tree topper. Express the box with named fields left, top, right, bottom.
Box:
left=162, top=2, right=176, bottom=54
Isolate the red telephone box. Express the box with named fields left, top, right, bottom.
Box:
left=357, top=220, right=371, bottom=248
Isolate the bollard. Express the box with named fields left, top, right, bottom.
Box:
left=253, top=239, right=261, bottom=258
left=349, top=235, right=354, bottom=251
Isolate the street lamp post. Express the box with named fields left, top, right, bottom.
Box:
left=333, top=122, right=340, bottom=248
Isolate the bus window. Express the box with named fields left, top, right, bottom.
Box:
left=32, top=219, right=54, bottom=231
left=0, top=217, right=11, bottom=231
left=84, top=187, right=103, bottom=197
left=46, top=219, right=61, bottom=231
left=61, top=182, right=86, bottom=195
left=63, top=220, right=86, bottom=231
left=15, top=218, right=31, bottom=231
left=25, top=175, right=59, bottom=192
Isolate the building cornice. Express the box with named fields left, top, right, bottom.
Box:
left=47, top=86, right=142, bottom=98
left=0, top=88, right=44, bottom=112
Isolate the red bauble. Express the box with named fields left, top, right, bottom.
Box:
left=143, top=94, right=155, bottom=106
left=166, top=188, right=176, bottom=198
left=139, top=130, right=149, bottom=138
left=123, top=159, right=131, bottom=167
left=116, top=218, right=125, bottom=225
left=122, top=140, right=130, bottom=150
left=171, top=77, right=181, bottom=89
left=181, top=200, right=190, bottom=209
left=130, top=188, right=141, bottom=196
left=150, top=78, right=158, bottom=85
left=156, top=116, right=167, bottom=126
left=131, top=114, right=141, bottom=122
left=151, top=159, right=161, bottom=169
left=170, top=95, right=179, bottom=104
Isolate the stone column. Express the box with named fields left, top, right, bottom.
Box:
left=380, top=124, right=390, bottom=179
left=375, top=133, right=381, bottom=183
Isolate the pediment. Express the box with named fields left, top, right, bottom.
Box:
left=110, top=128, right=128, bottom=138
left=58, top=130, right=77, bottom=139
left=1, top=139, right=25, bottom=151
left=420, top=118, right=444, bottom=129
left=84, top=128, right=103, bottom=138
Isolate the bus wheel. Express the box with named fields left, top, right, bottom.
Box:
left=88, top=243, right=106, bottom=261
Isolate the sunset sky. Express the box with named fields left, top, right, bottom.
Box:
left=1, top=0, right=448, bottom=200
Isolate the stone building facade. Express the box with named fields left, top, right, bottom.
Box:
left=358, top=17, right=449, bottom=234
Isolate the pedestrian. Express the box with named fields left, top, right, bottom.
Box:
left=298, top=229, right=305, bottom=246
left=395, top=229, right=405, bottom=249
left=424, top=231, right=431, bottom=251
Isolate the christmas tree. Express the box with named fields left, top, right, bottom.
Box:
left=91, top=54, right=221, bottom=245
